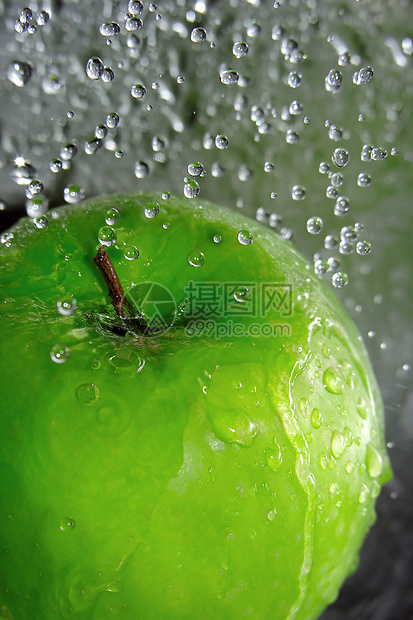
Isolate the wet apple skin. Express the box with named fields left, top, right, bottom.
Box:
left=0, top=193, right=390, bottom=619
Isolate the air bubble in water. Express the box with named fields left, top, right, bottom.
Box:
left=144, top=201, right=160, bottom=218
left=191, top=27, right=207, bottom=43
left=50, top=344, right=70, bottom=364
left=353, top=66, right=374, bottom=85
left=98, top=226, right=117, bottom=246
left=233, top=41, right=249, bottom=58
left=219, top=69, right=239, bottom=85
left=64, top=185, right=85, bottom=204
left=7, top=60, right=33, bottom=87
left=184, top=179, right=200, bottom=198
left=86, top=57, right=104, bottom=80
left=307, top=216, right=323, bottom=234
left=332, top=271, right=349, bottom=288
left=332, top=148, right=350, bottom=167
left=237, top=230, right=253, bottom=245
left=131, top=83, right=147, bottom=99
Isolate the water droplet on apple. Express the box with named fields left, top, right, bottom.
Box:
left=320, top=452, right=329, bottom=470
left=105, top=208, right=119, bottom=225
left=57, top=296, right=77, bottom=316
left=144, top=201, right=160, bottom=218
left=59, top=517, right=75, bottom=531
left=356, top=396, right=368, bottom=419
left=209, top=410, right=258, bottom=447
left=50, top=344, right=70, bottom=364
left=124, top=245, right=139, bottom=260
left=345, top=461, right=354, bottom=474
left=237, top=230, right=253, bottom=245
left=311, top=407, right=323, bottom=429
left=91, top=359, right=101, bottom=370
left=323, top=367, right=343, bottom=394
left=98, top=226, right=117, bottom=246
left=76, top=383, right=99, bottom=405
left=331, top=430, right=346, bottom=459
left=108, top=350, right=145, bottom=375
left=265, top=442, right=282, bottom=471
left=188, top=250, right=205, bottom=267
left=233, top=286, right=250, bottom=303
left=358, top=484, right=369, bottom=504
left=366, top=443, right=383, bottom=479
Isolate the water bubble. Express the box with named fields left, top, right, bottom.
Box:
left=49, top=159, right=62, bottom=173
left=339, top=242, right=354, bottom=255
left=311, top=408, right=323, bottom=429
left=353, top=66, right=374, bottom=85
left=26, top=196, right=49, bottom=218
left=131, top=83, right=147, bottom=99
left=289, top=100, right=303, bottom=115
left=319, top=162, right=330, bottom=174
left=101, top=66, right=115, bottom=83
left=332, top=271, right=349, bottom=288
left=106, top=112, right=120, bottom=129
left=128, top=0, right=143, bottom=14
left=33, top=216, right=48, bottom=229
left=371, top=147, right=387, bottom=161
left=325, top=69, right=342, bottom=93
left=332, top=147, right=350, bottom=167
left=57, top=296, right=77, bottom=316
left=188, top=250, right=205, bottom=267
left=331, top=173, right=344, bottom=187
left=331, top=430, right=346, bottom=459
left=98, top=226, right=117, bottom=246
left=237, top=230, right=253, bottom=245
left=10, top=160, right=36, bottom=186
left=37, top=10, right=50, bottom=26
left=233, top=286, right=250, bottom=303
left=105, top=208, right=119, bottom=225
left=356, top=240, right=372, bottom=255
left=125, top=17, right=142, bottom=31
left=124, top=245, right=139, bottom=260
left=314, top=259, right=327, bottom=275
left=14, top=20, right=28, bottom=34
left=286, top=129, right=299, bottom=144
left=220, top=69, right=239, bottom=85
left=357, top=173, right=371, bottom=187
left=76, top=383, right=99, bottom=405
left=232, top=41, right=249, bottom=58
left=307, top=216, right=323, bottom=234
left=26, top=179, right=43, bottom=197
left=184, top=179, right=200, bottom=198
left=86, top=57, right=104, bottom=80
left=59, top=517, right=75, bottom=532
left=191, top=27, right=207, bottom=43
left=84, top=138, right=103, bottom=155
left=7, top=60, right=33, bottom=87
left=324, top=234, right=339, bottom=250
left=361, top=144, right=372, bottom=162
left=60, top=144, right=78, bottom=161
left=334, top=196, right=350, bottom=216
left=134, top=161, right=150, bottom=179
left=340, top=225, right=357, bottom=241
left=50, top=344, right=70, bottom=364
left=287, top=71, right=302, bottom=88
left=292, top=185, right=306, bottom=200
left=64, top=184, right=85, bottom=204
left=93, top=125, right=107, bottom=141
left=187, top=162, right=205, bottom=176
left=144, top=201, right=160, bottom=218
left=328, top=125, right=343, bottom=141
left=215, top=134, right=229, bottom=149
left=19, top=7, right=32, bottom=23
left=99, top=22, right=120, bottom=37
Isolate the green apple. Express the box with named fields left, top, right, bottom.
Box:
left=0, top=192, right=390, bottom=619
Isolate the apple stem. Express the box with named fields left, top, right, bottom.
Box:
left=94, top=246, right=151, bottom=335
